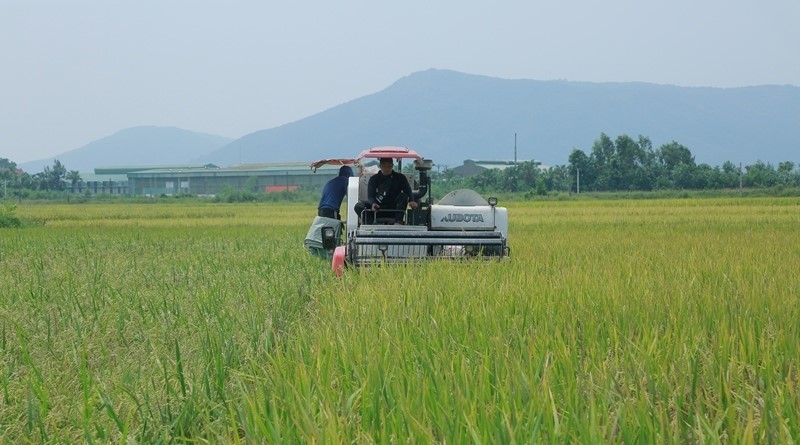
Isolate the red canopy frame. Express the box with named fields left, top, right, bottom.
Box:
left=310, top=146, right=422, bottom=172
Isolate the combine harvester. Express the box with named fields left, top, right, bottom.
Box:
left=306, top=146, right=509, bottom=275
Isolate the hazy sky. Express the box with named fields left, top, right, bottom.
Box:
left=2, top=0, right=798, bottom=163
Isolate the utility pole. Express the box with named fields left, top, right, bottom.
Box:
left=514, top=133, right=517, bottom=165
left=739, top=162, right=743, bottom=196
left=576, top=168, right=580, bottom=194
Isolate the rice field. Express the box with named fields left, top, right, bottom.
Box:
left=1, top=198, right=798, bottom=443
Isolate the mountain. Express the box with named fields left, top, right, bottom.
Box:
left=199, top=69, right=799, bottom=168
left=20, top=126, right=233, bottom=173
left=20, top=70, right=800, bottom=173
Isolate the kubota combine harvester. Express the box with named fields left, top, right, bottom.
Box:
left=305, top=146, right=509, bottom=275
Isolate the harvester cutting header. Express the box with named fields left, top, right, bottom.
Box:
left=305, top=146, right=509, bottom=275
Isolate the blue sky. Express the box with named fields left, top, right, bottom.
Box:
left=2, top=0, right=798, bottom=163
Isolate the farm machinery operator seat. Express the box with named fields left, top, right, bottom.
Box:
left=357, top=171, right=417, bottom=224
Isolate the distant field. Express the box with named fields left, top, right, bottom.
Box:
left=1, top=198, right=798, bottom=443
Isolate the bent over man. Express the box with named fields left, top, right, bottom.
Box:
left=317, top=165, right=353, bottom=219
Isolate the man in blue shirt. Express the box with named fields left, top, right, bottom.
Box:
left=317, top=165, right=353, bottom=219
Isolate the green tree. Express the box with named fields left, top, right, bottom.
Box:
left=67, top=170, right=82, bottom=192
left=0, top=158, right=18, bottom=197
left=568, top=148, right=594, bottom=192
left=776, top=161, right=797, bottom=186
left=743, top=161, right=778, bottom=187
left=505, top=161, right=543, bottom=192
left=0, top=158, right=17, bottom=178
left=692, top=164, right=715, bottom=189
left=467, top=169, right=503, bottom=192
left=612, top=134, right=649, bottom=190
left=656, top=142, right=695, bottom=170
left=18, top=172, right=36, bottom=191
left=543, top=165, right=571, bottom=192
left=635, top=135, right=657, bottom=190
left=590, top=133, right=616, bottom=190
left=654, top=142, right=695, bottom=188
left=718, top=161, right=741, bottom=188
left=38, top=160, right=68, bottom=191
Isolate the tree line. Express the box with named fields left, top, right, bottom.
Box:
left=437, top=133, right=800, bottom=194
left=4, top=133, right=800, bottom=201
left=1, top=158, right=82, bottom=196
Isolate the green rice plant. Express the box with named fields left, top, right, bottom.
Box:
left=0, top=202, right=23, bottom=228
left=0, top=199, right=798, bottom=443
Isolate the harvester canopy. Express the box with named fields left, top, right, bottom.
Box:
left=310, top=146, right=421, bottom=172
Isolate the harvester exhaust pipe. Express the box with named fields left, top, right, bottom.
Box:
left=413, top=159, right=433, bottom=202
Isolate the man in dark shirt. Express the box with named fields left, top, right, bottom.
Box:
left=317, top=165, right=353, bottom=219
left=355, top=157, right=418, bottom=223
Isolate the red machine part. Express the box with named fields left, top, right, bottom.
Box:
left=331, top=246, right=346, bottom=277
